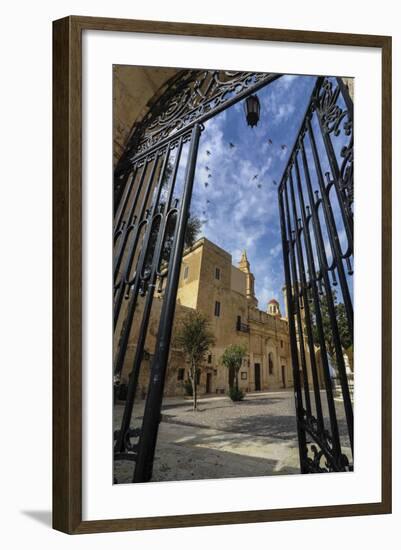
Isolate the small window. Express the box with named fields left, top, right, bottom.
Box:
left=241, top=372, right=247, bottom=380
left=208, top=354, right=212, bottom=364
left=215, top=267, right=221, bottom=280
left=183, top=265, right=189, bottom=280
left=280, top=340, right=283, bottom=348
left=214, top=301, right=221, bottom=317
left=177, top=368, right=185, bottom=381
left=196, top=370, right=201, bottom=385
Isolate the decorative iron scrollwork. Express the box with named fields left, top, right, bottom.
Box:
left=339, top=140, right=354, bottom=213
left=300, top=410, right=352, bottom=473
left=114, top=427, right=141, bottom=456
left=315, top=78, right=352, bottom=137
left=279, top=76, right=354, bottom=477
left=126, top=70, right=272, bottom=158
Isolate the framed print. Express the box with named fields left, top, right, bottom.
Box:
left=52, top=16, right=392, bottom=534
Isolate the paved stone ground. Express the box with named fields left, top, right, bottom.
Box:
left=114, top=390, right=351, bottom=484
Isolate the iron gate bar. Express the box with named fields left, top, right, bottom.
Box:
left=315, top=99, right=354, bottom=253
left=283, top=182, right=312, bottom=418
left=282, top=169, right=345, bottom=468
left=278, top=189, right=309, bottom=472
left=113, top=155, right=159, bottom=287
left=306, top=118, right=354, bottom=333
left=113, top=161, right=147, bottom=284
left=317, top=78, right=354, bottom=249
left=298, top=142, right=343, bottom=461
left=306, top=117, right=354, bottom=451
left=113, top=144, right=172, bottom=376
left=115, top=138, right=185, bottom=454
left=113, top=165, right=137, bottom=238
left=293, top=155, right=326, bottom=432
left=113, top=139, right=183, bottom=330
left=288, top=166, right=325, bottom=433
left=133, top=123, right=202, bottom=483
left=278, top=76, right=353, bottom=471
left=113, top=155, right=157, bottom=333
left=337, top=77, right=354, bottom=116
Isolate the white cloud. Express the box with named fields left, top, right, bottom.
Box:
left=269, top=242, right=282, bottom=258
left=278, top=74, right=298, bottom=89
left=276, top=102, right=296, bottom=122
left=185, top=75, right=317, bottom=307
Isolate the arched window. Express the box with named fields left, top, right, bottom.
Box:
left=268, top=352, right=274, bottom=375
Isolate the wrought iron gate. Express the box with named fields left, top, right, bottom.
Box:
left=114, top=69, right=354, bottom=482
left=113, top=70, right=280, bottom=482
left=278, top=76, right=354, bottom=472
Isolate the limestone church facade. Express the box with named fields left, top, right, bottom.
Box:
left=117, top=237, right=295, bottom=397
left=173, top=238, right=293, bottom=395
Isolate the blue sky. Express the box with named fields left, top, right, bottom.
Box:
left=188, top=75, right=319, bottom=313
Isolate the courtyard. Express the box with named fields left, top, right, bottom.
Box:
left=114, top=389, right=351, bottom=483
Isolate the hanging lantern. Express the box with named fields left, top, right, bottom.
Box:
left=244, top=94, right=261, bottom=128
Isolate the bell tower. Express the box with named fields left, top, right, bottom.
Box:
left=267, top=298, right=281, bottom=317
left=238, top=250, right=258, bottom=307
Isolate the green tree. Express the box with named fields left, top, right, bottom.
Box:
left=159, top=214, right=202, bottom=265
left=221, top=344, right=247, bottom=394
left=309, top=289, right=352, bottom=363
left=145, top=212, right=202, bottom=277
left=183, top=215, right=202, bottom=251
left=175, top=311, right=215, bottom=411
left=336, top=302, right=352, bottom=349
left=142, top=157, right=202, bottom=276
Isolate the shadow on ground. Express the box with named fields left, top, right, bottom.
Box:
left=21, top=510, right=52, bottom=528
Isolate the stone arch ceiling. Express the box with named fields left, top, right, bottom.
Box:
left=113, top=65, right=181, bottom=166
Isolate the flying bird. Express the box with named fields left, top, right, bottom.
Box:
left=204, top=182, right=209, bottom=188
left=257, top=183, right=262, bottom=189
left=281, top=144, right=288, bottom=150
left=273, top=180, right=277, bottom=186
left=205, top=165, right=210, bottom=171
left=206, top=199, right=211, bottom=204
left=267, top=138, right=273, bottom=145
left=252, top=174, right=259, bottom=180
left=229, top=142, right=235, bottom=148
left=208, top=174, right=212, bottom=178
left=206, top=150, right=211, bottom=156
